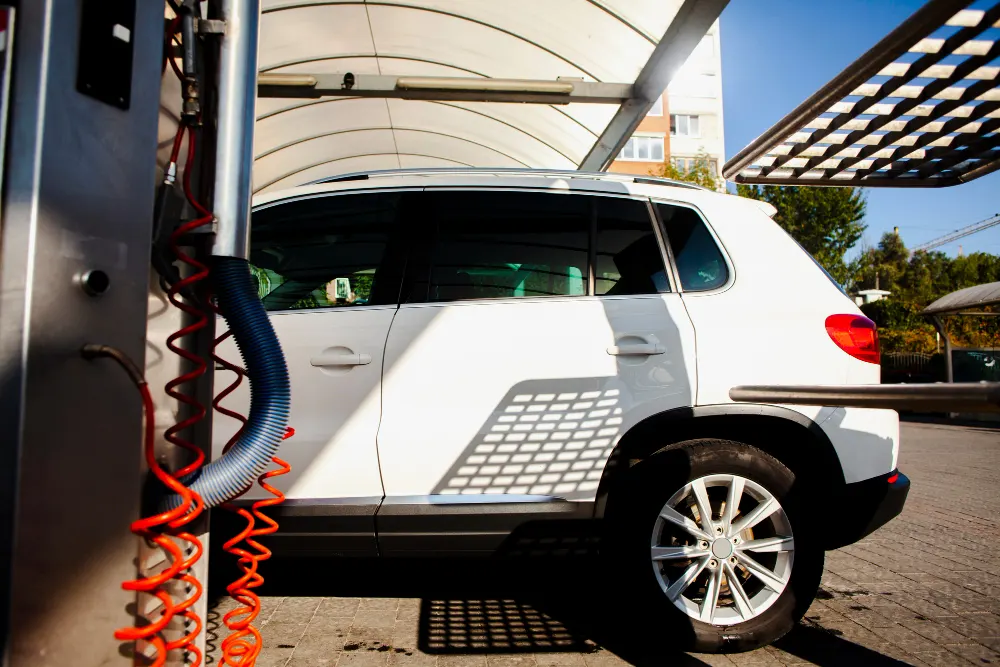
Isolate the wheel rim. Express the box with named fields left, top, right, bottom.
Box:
left=650, top=473, right=794, bottom=626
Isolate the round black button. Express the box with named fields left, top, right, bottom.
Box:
left=80, top=270, right=110, bottom=296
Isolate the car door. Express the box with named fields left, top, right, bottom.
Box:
left=375, top=189, right=697, bottom=552
left=212, top=189, right=410, bottom=554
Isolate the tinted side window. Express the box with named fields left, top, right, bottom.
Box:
left=595, top=197, right=670, bottom=295
left=413, top=191, right=590, bottom=303
left=250, top=192, right=402, bottom=311
left=657, top=203, right=728, bottom=291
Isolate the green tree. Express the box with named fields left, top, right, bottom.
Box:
left=854, top=235, right=1000, bottom=305
left=948, top=252, right=1000, bottom=291
left=895, top=249, right=952, bottom=304
left=249, top=265, right=285, bottom=300
left=853, top=231, right=910, bottom=293
left=851, top=229, right=1000, bottom=353
left=736, top=184, right=867, bottom=285
left=651, top=150, right=720, bottom=191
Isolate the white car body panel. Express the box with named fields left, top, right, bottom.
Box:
left=377, top=293, right=697, bottom=499
left=213, top=307, right=390, bottom=500
left=656, top=192, right=899, bottom=484
left=674, top=194, right=859, bottom=401
left=216, top=171, right=901, bottom=510
left=819, top=407, right=899, bottom=483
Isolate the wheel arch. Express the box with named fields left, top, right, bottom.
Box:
left=594, top=404, right=845, bottom=518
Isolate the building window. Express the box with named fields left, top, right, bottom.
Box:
left=647, top=96, right=664, bottom=116
left=671, top=157, right=694, bottom=171
left=670, top=114, right=700, bottom=137
left=671, top=156, right=719, bottom=177
left=692, top=35, right=714, bottom=61
left=619, top=136, right=664, bottom=161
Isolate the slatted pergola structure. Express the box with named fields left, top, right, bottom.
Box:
left=723, top=0, right=1000, bottom=188
left=724, top=0, right=1000, bottom=413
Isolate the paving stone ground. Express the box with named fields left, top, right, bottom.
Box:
left=207, top=420, right=1000, bottom=667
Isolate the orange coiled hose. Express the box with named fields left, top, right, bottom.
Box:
left=219, top=451, right=291, bottom=666
left=160, top=123, right=216, bottom=666
left=212, top=328, right=292, bottom=666
left=114, top=123, right=212, bottom=666
left=113, top=381, right=193, bottom=667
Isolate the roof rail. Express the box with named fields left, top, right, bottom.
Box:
left=309, top=167, right=710, bottom=192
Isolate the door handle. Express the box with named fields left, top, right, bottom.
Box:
left=607, top=343, right=666, bottom=356
left=310, top=352, right=372, bottom=367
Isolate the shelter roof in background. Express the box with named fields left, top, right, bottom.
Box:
left=723, top=0, right=1000, bottom=188
left=253, top=0, right=726, bottom=194
left=923, top=280, right=1000, bottom=314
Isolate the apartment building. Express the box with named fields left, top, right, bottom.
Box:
left=609, top=21, right=724, bottom=184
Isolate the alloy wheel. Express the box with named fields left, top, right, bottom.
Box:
left=650, top=473, right=794, bottom=626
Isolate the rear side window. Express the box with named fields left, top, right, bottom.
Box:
left=250, top=192, right=403, bottom=311
left=656, top=203, right=728, bottom=291
left=406, top=191, right=669, bottom=303
left=595, top=197, right=670, bottom=296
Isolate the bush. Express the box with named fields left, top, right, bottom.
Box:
left=859, top=299, right=924, bottom=330
left=859, top=300, right=939, bottom=354
left=877, top=327, right=937, bottom=355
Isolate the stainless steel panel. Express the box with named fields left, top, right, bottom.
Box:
left=0, top=0, right=162, bottom=663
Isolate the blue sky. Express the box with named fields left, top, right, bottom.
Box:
left=719, top=0, right=1000, bottom=259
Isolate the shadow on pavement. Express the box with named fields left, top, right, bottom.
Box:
left=208, top=553, right=925, bottom=667
left=899, top=413, right=1000, bottom=430
left=776, top=624, right=911, bottom=667
left=228, top=556, right=712, bottom=666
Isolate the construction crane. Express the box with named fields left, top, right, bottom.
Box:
left=910, top=213, right=1000, bottom=254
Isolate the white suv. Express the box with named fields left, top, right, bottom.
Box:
left=213, top=169, right=908, bottom=652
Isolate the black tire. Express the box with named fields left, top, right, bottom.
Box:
left=604, top=439, right=823, bottom=653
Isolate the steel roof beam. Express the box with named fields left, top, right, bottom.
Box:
left=577, top=0, right=729, bottom=171
left=258, top=73, right=632, bottom=105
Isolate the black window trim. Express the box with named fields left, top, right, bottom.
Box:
left=403, top=187, right=674, bottom=305
left=648, top=196, right=734, bottom=295
left=645, top=199, right=681, bottom=293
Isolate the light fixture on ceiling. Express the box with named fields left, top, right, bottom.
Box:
left=257, top=73, right=317, bottom=87
left=395, top=76, right=574, bottom=95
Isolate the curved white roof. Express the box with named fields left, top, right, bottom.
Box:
left=254, top=0, right=726, bottom=194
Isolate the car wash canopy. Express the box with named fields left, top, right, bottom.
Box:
left=253, top=0, right=727, bottom=194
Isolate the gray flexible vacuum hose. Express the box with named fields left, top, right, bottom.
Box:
left=160, top=256, right=290, bottom=510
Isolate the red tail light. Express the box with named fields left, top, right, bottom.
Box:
left=826, top=314, right=880, bottom=364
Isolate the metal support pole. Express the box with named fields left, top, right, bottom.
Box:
left=211, top=0, right=260, bottom=259
left=933, top=315, right=954, bottom=383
